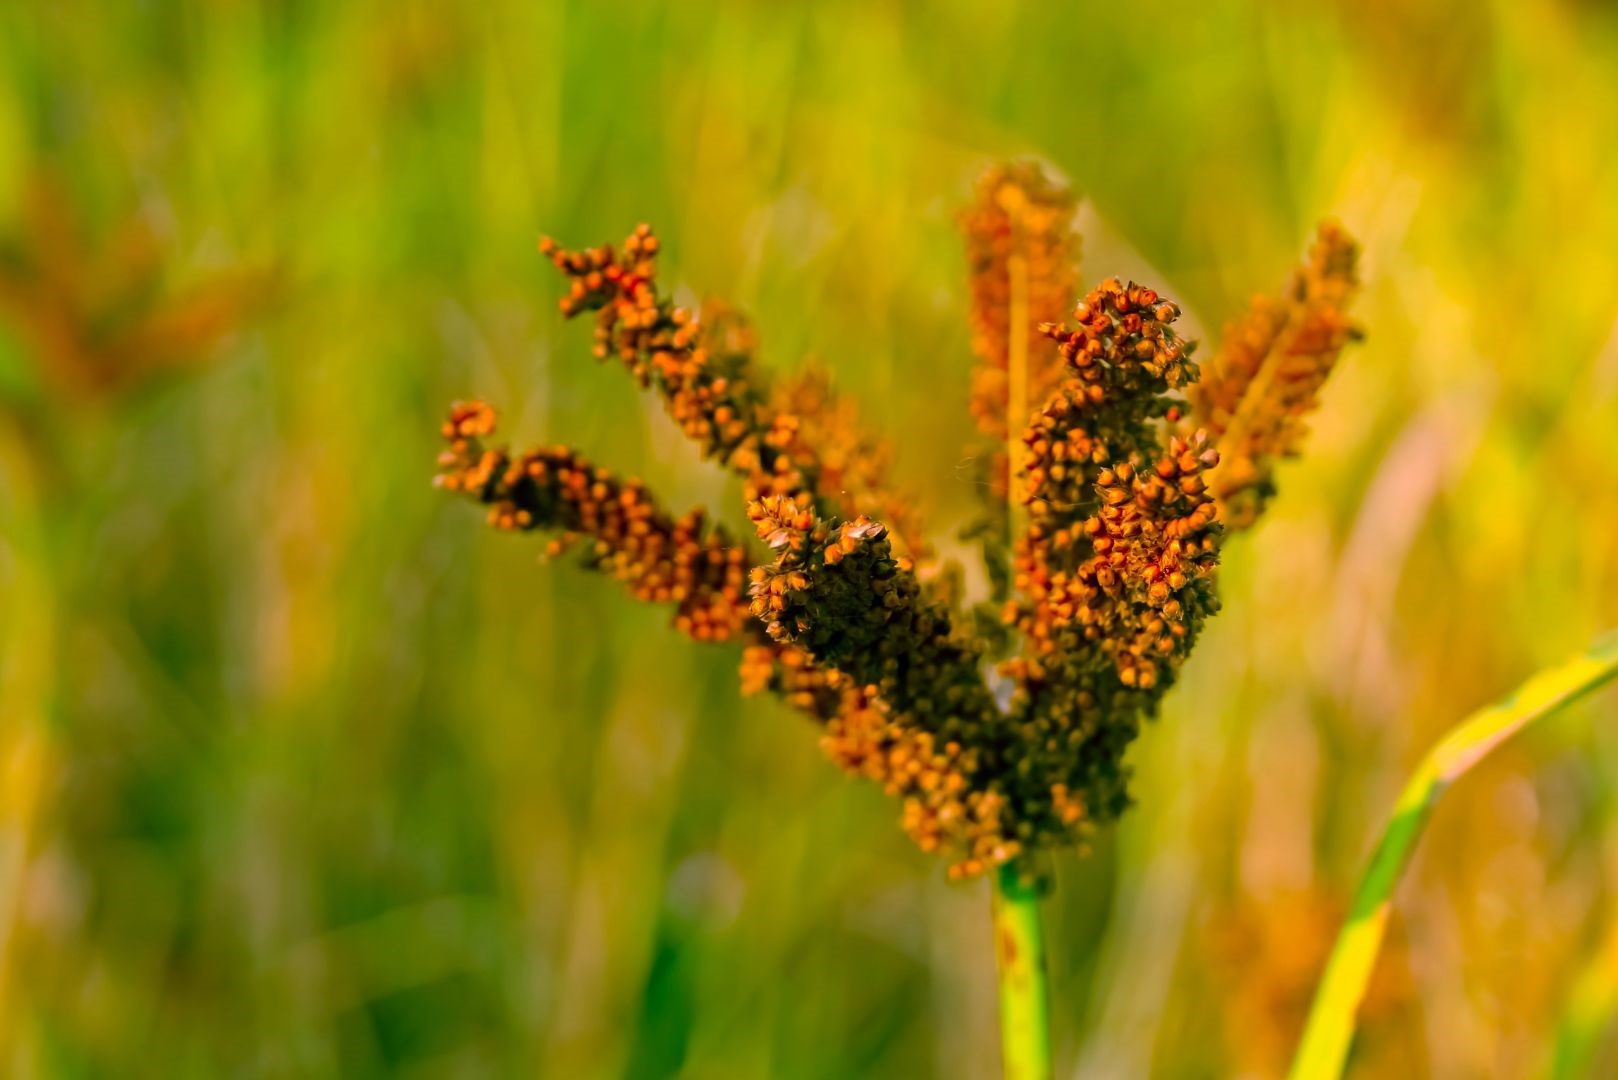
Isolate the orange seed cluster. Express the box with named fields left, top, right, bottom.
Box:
left=982, top=278, right=1222, bottom=837
left=540, top=226, right=820, bottom=513
left=747, top=497, right=1017, bottom=874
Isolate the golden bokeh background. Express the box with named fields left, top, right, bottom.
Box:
left=3, top=1, right=1618, bottom=1075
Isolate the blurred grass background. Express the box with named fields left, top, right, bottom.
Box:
left=3, top=1, right=1618, bottom=1076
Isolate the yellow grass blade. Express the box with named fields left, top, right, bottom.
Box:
left=1290, top=630, right=1618, bottom=1080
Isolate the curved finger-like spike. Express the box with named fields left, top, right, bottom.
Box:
left=1192, top=222, right=1361, bottom=529
left=436, top=401, right=752, bottom=642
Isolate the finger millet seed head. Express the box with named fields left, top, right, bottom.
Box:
left=440, top=171, right=1361, bottom=877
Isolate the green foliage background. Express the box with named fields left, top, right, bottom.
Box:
left=3, top=1, right=1618, bottom=1076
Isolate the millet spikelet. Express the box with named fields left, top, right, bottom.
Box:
left=1191, top=222, right=1361, bottom=529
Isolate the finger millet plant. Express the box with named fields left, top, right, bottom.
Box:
left=434, top=162, right=1361, bottom=1077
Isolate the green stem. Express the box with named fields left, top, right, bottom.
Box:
left=992, top=862, right=1052, bottom=1080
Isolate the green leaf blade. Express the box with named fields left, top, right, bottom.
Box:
left=1289, top=630, right=1618, bottom=1080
